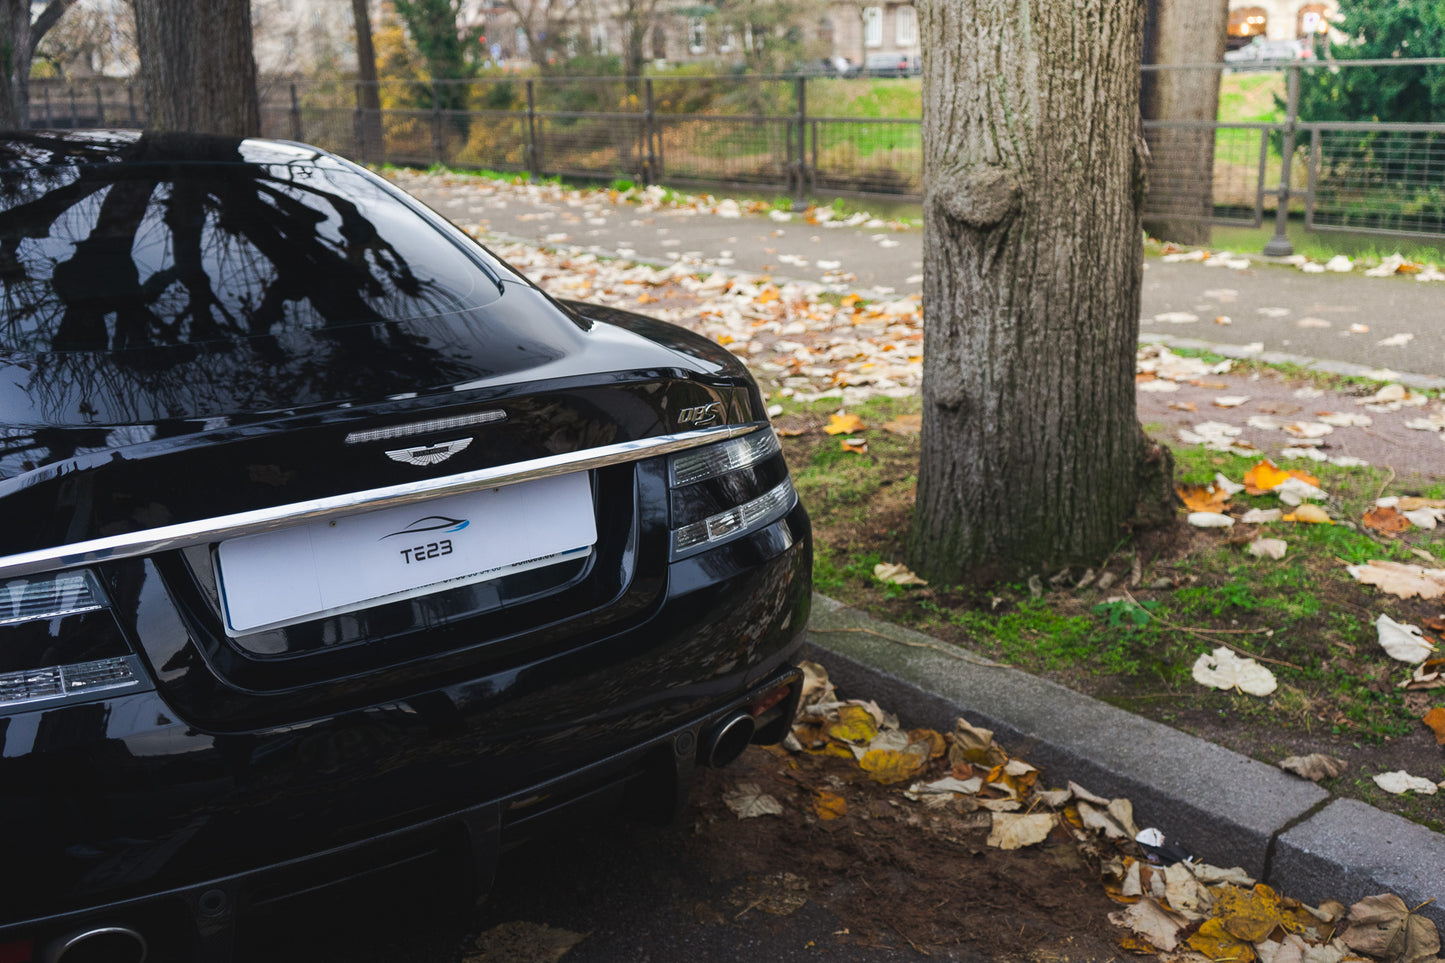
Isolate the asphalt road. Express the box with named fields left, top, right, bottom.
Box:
left=404, top=176, right=1445, bottom=381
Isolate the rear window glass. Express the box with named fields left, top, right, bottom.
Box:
left=0, top=159, right=501, bottom=356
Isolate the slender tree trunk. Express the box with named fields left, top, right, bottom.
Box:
left=907, top=0, right=1174, bottom=582
left=133, top=0, right=259, bottom=137
left=352, top=0, right=384, bottom=153
left=1141, top=0, right=1229, bottom=245
left=0, top=0, right=79, bottom=129
left=0, top=0, right=32, bottom=129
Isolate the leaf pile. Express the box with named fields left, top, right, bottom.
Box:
left=775, top=663, right=1442, bottom=963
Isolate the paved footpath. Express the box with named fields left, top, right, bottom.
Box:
left=405, top=176, right=1445, bottom=384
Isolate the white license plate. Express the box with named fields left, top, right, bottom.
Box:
left=216, top=472, right=596, bottom=635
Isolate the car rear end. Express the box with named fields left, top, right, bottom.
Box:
left=0, top=132, right=810, bottom=961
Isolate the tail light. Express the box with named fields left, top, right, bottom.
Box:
left=0, top=569, right=147, bottom=710
left=668, top=427, right=797, bottom=557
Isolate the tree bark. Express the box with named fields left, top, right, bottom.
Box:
left=907, top=0, right=1171, bottom=582
left=352, top=0, right=383, bottom=152
left=133, top=0, right=259, bottom=137
left=1141, top=0, right=1229, bottom=245
left=0, top=0, right=79, bottom=129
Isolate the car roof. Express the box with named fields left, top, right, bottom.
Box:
left=0, top=129, right=341, bottom=173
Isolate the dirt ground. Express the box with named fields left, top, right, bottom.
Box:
left=457, top=740, right=1146, bottom=963
left=683, top=747, right=1133, bottom=961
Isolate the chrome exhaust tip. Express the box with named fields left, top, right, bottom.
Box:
left=700, top=712, right=756, bottom=768
left=44, top=926, right=147, bottom=963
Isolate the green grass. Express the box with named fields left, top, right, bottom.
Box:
left=779, top=384, right=1436, bottom=747
left=1217, top=72, right=1286, bottom=124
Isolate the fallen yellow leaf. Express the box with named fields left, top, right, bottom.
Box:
left=1283, top=504, right=1332, bottom=525
left=840, top=437, right=868, bottom=454
left=1244, top=459, right=1291, bottom=494
left=1187, top=917, right=1258, bottom=963
left=1214, top=884, right=1285, bottom=942
left=1177, top=482, right=1231, bottom=514
left=859, top=747, right=928, bottom=785
left=826, top=705, right=879, bottom=744
left=813, top=790, right=847, bottom=821
left=824, top=412, right=865, bottom=435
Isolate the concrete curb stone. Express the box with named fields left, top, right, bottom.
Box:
left=801, top=593, right=1445, bottom=928
left=1273, top=800, right=1445, bottom=930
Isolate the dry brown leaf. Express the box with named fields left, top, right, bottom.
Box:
left=909, top=728, right=948, bottom=758
left=1111, top=898, right=1191, bottom=951
left=1422, top=707, right=1445, bottom=745
left=823, top=412, right=865, bottom=435
left=812, top=790, right=847, bottom=821
left=464, top=921, right=588, bottom=963
left=1342, top=894, right=1441, bottom=963
left=948, top=717, right=1008, bottom=767
left=1077, top=797, right=1140, bottom=841
left=1170, top=401, right=1199, bottom=412
left=1347, top=561, right=1445, bottom=600
left=986, top=812, right=1056, bottom=850
left=1178, top=482, right=1232, bottom=513
left=1372, top=770, right=1438, bottom=795
left=1401, top=660, right=1445, bottom=690
left=882, top=413, right=923, bottom=435
left=1364, top=507, right=1413, bottom=534
left=1278, top=754, right=1348, bottom=782
left=874, top=562, right=927, bottom=586
left=1193, top=646, right=1279, bottom=695
left=797, top=660, right=835, bottom=708
left=723, top=782, right=784, bottom=819
left=1398, top=497, right=1445, bottom=512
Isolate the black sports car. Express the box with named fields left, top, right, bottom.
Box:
left=0, top=131, right=810, bottom=962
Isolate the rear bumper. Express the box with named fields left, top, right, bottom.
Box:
left=0, top=663, right=802, bottom=962
left=0, top=505, right=811, bottom=959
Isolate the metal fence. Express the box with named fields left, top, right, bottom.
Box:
left=23, top=60, right=1445, bottom=249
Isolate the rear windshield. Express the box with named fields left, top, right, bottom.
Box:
left=0, top=157, right=501, bottom=358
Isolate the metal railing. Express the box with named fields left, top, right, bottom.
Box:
left=24, top=60, right=1445, bottom=250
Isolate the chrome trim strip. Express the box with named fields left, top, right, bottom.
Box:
left=0, top=425, right=760, bottom=580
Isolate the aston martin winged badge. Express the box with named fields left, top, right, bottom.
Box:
left=384, top=438, right=473, bottom=466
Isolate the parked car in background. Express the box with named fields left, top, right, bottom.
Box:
left=864, top=53, right=921, bottom=77
left=0, top=130, right=811, bottom=962
left=795, top=55, right=858, bottom=77
left=1225, top=36, right=1314, bottom=67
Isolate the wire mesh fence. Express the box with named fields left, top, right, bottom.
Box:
left=23, top=62, right=1445, bottom=246
left=1306, top=124, right=1445, bottom=239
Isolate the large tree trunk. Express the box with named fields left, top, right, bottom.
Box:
left=1141, top=0, right=1229, bottom=245
left=907, top=0, right=1173, bottom=582
left=133, top=0, right=259, bottom=137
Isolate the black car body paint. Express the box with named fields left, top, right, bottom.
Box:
left=0, top=131, right=810, bottom=959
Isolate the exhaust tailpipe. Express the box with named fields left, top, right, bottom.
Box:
left=44, top=926, right=147, bottom=963
left=700, top=712, right=756, bottom=768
